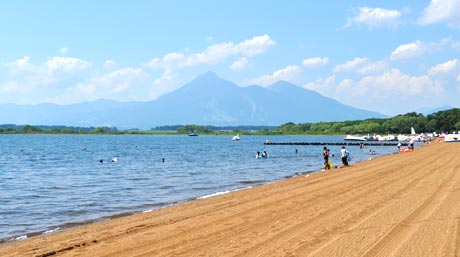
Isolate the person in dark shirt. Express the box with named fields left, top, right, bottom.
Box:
left=323, top=146, right=330, bottom=170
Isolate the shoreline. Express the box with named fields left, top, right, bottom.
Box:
left=0, top=141, right=399, bottom=245
left=1, top=167, right=322, bottom=245
left=3, top=141, right=456, bottom=256
left=0, top=149, right=388, bottom=245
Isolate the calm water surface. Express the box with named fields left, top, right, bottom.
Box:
left=0, top=134, right=399, bottom=242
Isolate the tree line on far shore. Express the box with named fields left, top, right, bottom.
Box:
left=272, top=108, right=460, bottom=135
left=1, top=108, right=459, bottom=135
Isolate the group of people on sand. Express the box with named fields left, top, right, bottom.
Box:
left=323, top=146, right=350, bottom=170
left=256, top=151, right=269, bottom=159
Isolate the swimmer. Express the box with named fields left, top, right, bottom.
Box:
left=262, top=151, right=269, bottom=158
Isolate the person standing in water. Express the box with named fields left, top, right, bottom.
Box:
left=341, top=146, right=349, bottom=167
left=323, top=146, right=330, bottom=170
left=262, top=151, right=269, bottom=158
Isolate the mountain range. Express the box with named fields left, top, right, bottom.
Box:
left=0, top=72, right=387, bottom=129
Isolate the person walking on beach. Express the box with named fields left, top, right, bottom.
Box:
left=341, top=146, right=349, bottom=167
left=323, top=146, right=330, bottom=170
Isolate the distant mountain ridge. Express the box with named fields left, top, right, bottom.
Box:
left=0, top=72, right=387, bottom=129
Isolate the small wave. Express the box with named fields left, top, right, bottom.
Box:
left=197, top=187, right=249, bottom=200
left=14, top=234, right=27, bottom=241
left=286, top=170, right=316, bottom=178
left=43, top=227, right=60, bottom=234
left=198, top=191, right=232, bottom=199
left=1, top=234, right=28, bottom=244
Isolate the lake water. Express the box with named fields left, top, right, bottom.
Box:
left=0, top=134, right=400, bottom=242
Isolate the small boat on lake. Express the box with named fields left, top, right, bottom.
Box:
left=188, top=133, right=198, bottom=136
left=232, top=134, right=240, bottom=141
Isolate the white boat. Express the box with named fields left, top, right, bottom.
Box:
left=398, top=127, right=418, bottom=141
left=364, top=134, right=379, bottom=141
left=344, top=135, right=366, bottom=141
left=232, top=134, right=240, bottom=141
left=375, top=134, right=396, bottom=141
left=445, top=134, right=460, bottom=142
left=397, top=134, right=410, bottom=141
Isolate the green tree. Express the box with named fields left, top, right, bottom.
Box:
left=21, top=125, right=42, bottom=133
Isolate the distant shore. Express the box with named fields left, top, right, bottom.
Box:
left=2, top=140, right=460, bottom=257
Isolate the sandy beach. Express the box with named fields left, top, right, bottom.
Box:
left=2, top=141, right=460, bottom=257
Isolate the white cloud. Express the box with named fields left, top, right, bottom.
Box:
left=76, top=68, right=148, bottom=96
left=418, top=0, right=460, bottom=28
left=5, top=56, right=91, bottom=76
left=304, top=76, right=336, bottom=94
left=357, top=60, right=389, bottom=75
left=364, top=69, right=434, bottom=95
left=60, top=47, right=68, bottom=55
left=250, top=65, right=302, bottom=87
left=390, top=41, right=425, bottom=61
left=333, top=57, right=368, bottom=73
left=302, top=57, right=329, bottom=68
left=5, top=56, right=35, bottom=75
left=230, top=57, right=250, bottom=70
left=150, top=70, right=181, bottom=99
left=390, top=38, right=452, bottom=61
left=144, top=35, right=275, bottom=69
left=336, top=78, right=355, bottom=95
left=333, top=69, right=447, bottom=114
left=236, top=34, right=276, bottom=57
left=303, top=64, right=459, bottom=115
left=145, top=52, right=185, bottom=69
left=428, top=59, right=460, bottom=76
left=103, top=60, right=117, bottom=69
left=344, top=7, right=402, bottom=29
left=43, top=57, right=91, bottom=75
left=182, top=42, right=235, bottom=66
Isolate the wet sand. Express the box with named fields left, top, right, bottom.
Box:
left=2, top=141, right=460, bottom=257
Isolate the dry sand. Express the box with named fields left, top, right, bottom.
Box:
left=2, top=141, right=460, bottom=257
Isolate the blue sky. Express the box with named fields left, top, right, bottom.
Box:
left=0, top=0, right=459, bottom=115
